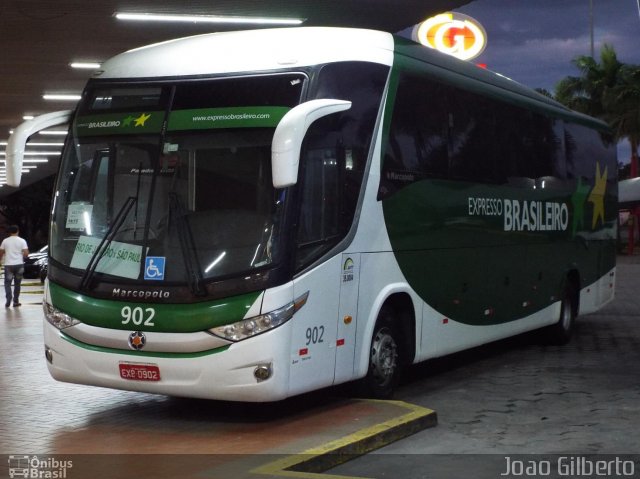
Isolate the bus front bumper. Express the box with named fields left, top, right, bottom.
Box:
left=43, top=320, right=292, bottom=402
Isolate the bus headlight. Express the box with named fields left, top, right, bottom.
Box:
left=44, top=301, right=81, bottom=330
left=209, top=291, right=308, bottom=342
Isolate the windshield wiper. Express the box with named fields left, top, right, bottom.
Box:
left=79, top=196, right=136, bottom=291
left=168, top=192, right=206, bottom=296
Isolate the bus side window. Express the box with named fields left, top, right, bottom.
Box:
left=295, top=128, right=342, bottom=269
left=447, top=89, right=497, bottom=183
left=380, top=74, right=449, bottom=197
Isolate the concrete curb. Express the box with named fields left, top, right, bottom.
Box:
left=253, top=400, right=437, bottom=478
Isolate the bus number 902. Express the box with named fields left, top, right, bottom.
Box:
left=121, top=306, right=156, bottom=327
left=305, top=326, right=324, bottom=345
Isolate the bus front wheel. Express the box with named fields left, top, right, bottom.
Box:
left=363, top=306, right=401, bottom=399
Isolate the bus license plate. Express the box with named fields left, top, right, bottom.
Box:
left=119, top=363, right=161, bottom=382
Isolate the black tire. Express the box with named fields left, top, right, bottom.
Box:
left=362, top=306, right=401, bottom=399
left=544, top=282, right=577, bottom=345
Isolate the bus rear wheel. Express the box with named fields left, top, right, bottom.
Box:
left=363, top=306, right=401, bottom=399
left=544, top=282, right=577, bottom=345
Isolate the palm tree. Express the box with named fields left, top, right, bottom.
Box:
left=555, top=44, right=640, bottom=178
left=603, top=65, right=640, bottom=177
left=555, top=44, right=622, bottom=116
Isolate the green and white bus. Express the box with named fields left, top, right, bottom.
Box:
left=7, top=27, right=617, bottom=401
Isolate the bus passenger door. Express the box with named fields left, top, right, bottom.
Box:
left=335, top=253, right=360, bottom=384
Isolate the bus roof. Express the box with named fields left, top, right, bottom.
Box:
left=392, top=39, right=610, bottom=131
left=94, top=26, right=608, bottom=132
left=95, top=27, right=395, bottom=80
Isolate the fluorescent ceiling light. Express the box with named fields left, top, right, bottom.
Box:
left=0, top=156, right=49, bottom=162
left=0, top=152, right=58, bottom=157
left=114, top=12, right=304, bottom=25
left=25, top=142, right=65, bottom=147
left=23, top=115, right=35, bottom=120
left=43, top=94, right=81, bottom=101
left=39, top=130, right=68, bottom=136
left=70, top=62, right=102, bottom=69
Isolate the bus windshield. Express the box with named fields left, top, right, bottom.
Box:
left=50, top=74, right=305, bottom=286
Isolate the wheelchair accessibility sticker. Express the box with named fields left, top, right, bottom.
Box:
left=144, top=256, right=166, bottom=280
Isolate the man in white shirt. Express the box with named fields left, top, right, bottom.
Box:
left=0, top=225, right=29, bottom=307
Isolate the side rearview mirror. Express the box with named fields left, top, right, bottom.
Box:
left=5, top=110, right=73, bottom=186
left=271, top=99, right=352, bottom=188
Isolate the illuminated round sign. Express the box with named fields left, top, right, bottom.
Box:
left=412, top=12, right=487, bottom=61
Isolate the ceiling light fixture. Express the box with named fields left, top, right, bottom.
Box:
left=0, top=156, right=50, bottom=162
left=70, top=62, right=102, bottom=69
left=114, top=12, right=304, bottom=25
left=26, top=142, right=65, bottom=147
left=0, top=152, right=59, bottom=157
left=23, top=115, right=35, bottom=120
left=43, top=94, right=82, bottom=101
left=39, top=130, right=68, bottom=136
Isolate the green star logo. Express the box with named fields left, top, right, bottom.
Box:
left=570, top=177, right=591, bottom=236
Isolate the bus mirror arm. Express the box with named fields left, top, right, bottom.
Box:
left=5, top=110, right=73, bottom=187
left=271, top=99, right=352, bottom=188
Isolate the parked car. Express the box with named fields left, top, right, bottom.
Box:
left=24, top=245, right=48, bottom=283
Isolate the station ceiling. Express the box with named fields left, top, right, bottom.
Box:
left=0, top=0, right=472, bottom=196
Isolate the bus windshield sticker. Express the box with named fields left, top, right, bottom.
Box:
left=74, top=112, right=165, bottom=137
left=167, top=106, right=291, bottom=131
left=144, top=256, right=166, bottom=281
left=66, top=203, right=93, bottom=231
left=71, top=235, right=143, bottom=280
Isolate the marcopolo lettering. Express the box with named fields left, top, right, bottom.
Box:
left=112, top=288, right=170, bottom=299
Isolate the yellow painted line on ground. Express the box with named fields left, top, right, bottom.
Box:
left=252, top=400, right=436, bottom=479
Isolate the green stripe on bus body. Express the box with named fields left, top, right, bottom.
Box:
left=382, top=179, right=616, bottom=326
left=60, top=332, right=229, bottom=359
left=167, top=106, right=290, bottom=131
left=49, top=282, right=262, bottom=333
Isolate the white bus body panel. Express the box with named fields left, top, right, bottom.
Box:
left=579, top=266, right=616, bottom=315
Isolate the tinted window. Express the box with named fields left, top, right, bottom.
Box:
left=448, top=89, right=497, bottom=182
left=383, top=74, right=449, bottom=190
left=172, top=74, right=305, bottom=109
left=295, top=62, right=388, bottom=269
left=565, top=122, right=614, bottom=180
left=382, top=72, right=566, bottom=194
left=82, top=87, right=169, bottom=113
